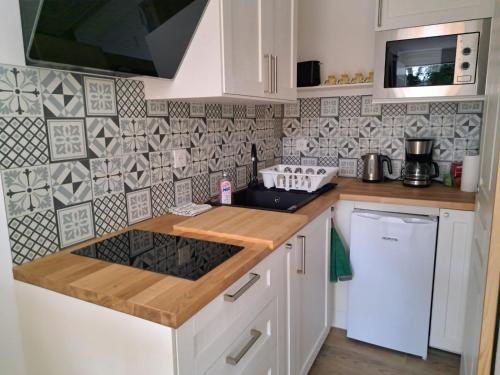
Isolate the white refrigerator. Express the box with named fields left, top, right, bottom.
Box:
left=347, top=209, right=438, bottom=359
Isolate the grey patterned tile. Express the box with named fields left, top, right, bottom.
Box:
left=174, top=179, right=192, bottom=206
left=9, top=209, right=59, bottom=265
left=236, top=166, right=247, bottom=188
left=407, top=103, right=429, bottom=115
left=361, top=96, right=381, bottom=116
left=47, top=119, right=87, bottom=161
left=189, top=102, right=205, bottom=117
left=146, top=117, right=171, bottom=152
left=83, top=76, right=117, bottom=116
left=318, top=156, right=338, bottom=167
left=455, top=114, right=481, bottom=139
left=206, top=104, right=222, bottom=119
left=56, top=202, right=94, bottom=248
left=93, top=193, right=128, bottom=236
left=430, top=102, right=457, bottom=115
left=234, top=105, right=246, bottom=119
left=120, top=118, right=148, bottom=154
left=86, top=117, right=122, bottom=158
left=222, top=104, right=234, bottom=118
left=382, top=103, right=406, bottom=116
left=50, top=161, right=92, bottom=208
left=123, top=153, right=151, bottom=192
left=320, top=97, right=339, bottom=117
left=246, top=105, right=256, bottom=118
left=151, top=182, right=175, bottom=217
left=0, top=65, right=43, bottom=117
left=339, top=96, right=361, bottom=117
left=339, top=158, right=358, bottom=177
left=146, top=99, right=169, bottom=116
left=284, top=102, right=300, bottom=118
left=209, top=171, right=223, bottom=197
left=116, top=78, right=146, bottom=118
left=40, top=69, right=84, bottom=118
left=2, top=166, right=53, bottom=219
left=90, top=157, right=124, bottom=198
left=150, top=151, right=173, bottom=185
left=457, top=101, right=483, bottom=114
left=0, top=117, right=49, bottom=169
left=192, top=174, right=210, bottom=202
left=301, top=98, right=320, bottom=118
left=126, top=188, right=152, bottom=224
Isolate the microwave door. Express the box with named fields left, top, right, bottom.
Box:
left=384, top=35, right=457, bottom=89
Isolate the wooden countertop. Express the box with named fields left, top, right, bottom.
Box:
left=13, top=178, right=475, bottom=329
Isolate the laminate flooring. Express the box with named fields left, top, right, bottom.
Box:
left=308, top=328, right=460, bottom=375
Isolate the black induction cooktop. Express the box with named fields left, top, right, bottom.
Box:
left=72, top=230, right=244, bottom=281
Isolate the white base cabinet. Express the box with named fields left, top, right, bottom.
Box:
left=286, top=209, right=331, bottom=375
left=430, top=209, right=474, bottom=354
left=375, top=0, right=494, bottom=30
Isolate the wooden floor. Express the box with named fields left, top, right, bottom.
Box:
left=308, top=328, right=461, bottom=375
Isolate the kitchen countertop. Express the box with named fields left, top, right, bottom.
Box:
left=13, top=178, right=475, bottom=328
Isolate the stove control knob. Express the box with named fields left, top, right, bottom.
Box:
left=462, top=47, right=472, bottom=56
left=461, top=62, right=470, bottom=70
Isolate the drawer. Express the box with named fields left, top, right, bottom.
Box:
left=176, top=245, right=285, bottom=375
left=203, top=297, right=279, bottom=375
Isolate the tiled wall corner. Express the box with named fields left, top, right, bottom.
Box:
left=0, top=63, right=282, bottom=265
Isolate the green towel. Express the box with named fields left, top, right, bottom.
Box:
left=330, top=227, right=352, bottom=282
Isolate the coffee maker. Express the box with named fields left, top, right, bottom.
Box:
left=403, top=138, right=440, bottom=187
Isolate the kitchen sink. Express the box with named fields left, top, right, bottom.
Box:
left=210, top=183, right=336, bottom=213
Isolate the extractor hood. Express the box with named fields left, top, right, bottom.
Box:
left=19, top=0, right=209, bottom=78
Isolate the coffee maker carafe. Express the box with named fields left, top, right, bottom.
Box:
left=403, top=138, right=440, bottom=187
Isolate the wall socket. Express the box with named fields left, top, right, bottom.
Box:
left=172, top=149, right=187, bottom=168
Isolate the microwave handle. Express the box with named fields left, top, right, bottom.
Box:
left=377, top=0, right=383, bottom=27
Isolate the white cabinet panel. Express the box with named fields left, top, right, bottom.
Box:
left=430, top=209, right=474, bottom=353
left=222, top=0, right=268, bottom=97
left=287, top=209, right=330, bottom=375
left=375, top=0, right=494, bottom=30
left=273, top=0, right=297, bottom=100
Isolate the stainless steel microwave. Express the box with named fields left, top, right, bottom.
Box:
left=373, top=19, right=491, bottom=102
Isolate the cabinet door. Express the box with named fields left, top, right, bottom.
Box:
left=221, top=0, right=273, bottom=97
left=430, top=209, right=474, bottom=353
left=273, top=0, right=297, bottom=100
left=375, top=0, right=494, bottom=31
left=288, top=210, right=330, bottom=375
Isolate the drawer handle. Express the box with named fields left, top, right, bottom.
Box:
left=297, top=235, right=306, bottom=274
left=224, top=273, right=260, bottom=302
left=226, top=329, right=262, bottom=365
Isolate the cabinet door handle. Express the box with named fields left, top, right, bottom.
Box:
left=377, top=0, right=383, bottom=27
left=224, top=273, right=260, bottom=302
left=274, top=55, right=278, bottom=94
left=265, top=54, right=272, bottom=93
left=226, top=329, right=262, bottom=365
left=297, top=235, right=306, bottom=274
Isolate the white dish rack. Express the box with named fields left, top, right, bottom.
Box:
left=259, top=165, right=339, bottom=192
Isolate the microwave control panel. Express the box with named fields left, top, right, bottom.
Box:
left=454, top=33, right=480, bottom=85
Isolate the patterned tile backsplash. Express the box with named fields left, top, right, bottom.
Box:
left=0, top=63, right=282, bottom=265
left=0, top=62, right=483, bottom=266
left=282, top=96, right=483, bottom=179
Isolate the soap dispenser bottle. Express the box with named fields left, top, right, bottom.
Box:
left=219, top=171, right=232, bottom=205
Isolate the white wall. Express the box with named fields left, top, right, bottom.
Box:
left=298, top=0, right=375, bottom=82
left=0, top=0, right=26, bottom=374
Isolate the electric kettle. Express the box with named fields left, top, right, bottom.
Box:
left=361, top=153, right=392, bottom=182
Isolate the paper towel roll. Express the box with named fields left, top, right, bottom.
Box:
left=461, top=155, right=480, bottom=192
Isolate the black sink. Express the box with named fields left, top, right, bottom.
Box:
left=210, top=183, right=336, bottom=213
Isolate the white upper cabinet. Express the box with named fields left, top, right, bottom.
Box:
left=144, top=0, right=297, bottom=103
left=375, top=0, right=494, bottom=31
